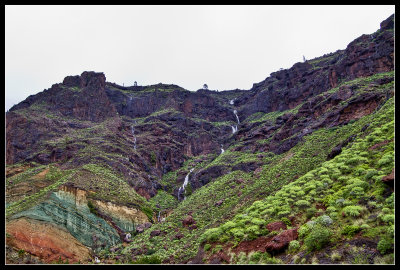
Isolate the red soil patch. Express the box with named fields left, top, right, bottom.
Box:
left=368, top=139, right=392, bottom=150
left=231, top=236, right=274, bottom=255
left=32, top=168, right=50, bottom=180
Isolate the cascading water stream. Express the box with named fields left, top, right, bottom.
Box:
left=220, top=144, right=225, bottom=154
left=231, top=125, right=238, bottom=134
left=131, top=126, right=137, bottom=150
left=178, top=168, right=194, bottom=201
left=230, top=99, right=240, bottom=133
left=233, top=109, right=240, bottom=124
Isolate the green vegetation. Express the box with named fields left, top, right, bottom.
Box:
left=5, top=33, right=394, bottom=265
left=198, top=95, right=394, bottom=261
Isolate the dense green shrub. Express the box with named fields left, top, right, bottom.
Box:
left=249, top=251, right=262, bottom=263
left=377, top=154, right=393, bottom=168
left=341, top=225, right=361, bottom=236
left=281, top=217, right=291, bottom=227
left=304, top=225, right=332, bottom=251
left=295, top=200, right=310, bottom=208
left=380, top=214, right=394, bottom=224
left=306, top=207, right=317, bottom=219
left=385, top=194, right=394, bottom=208
left=132, top=255, right=161, bottom=264
left=298, top=224, right=311, bottom=239
left=221, top=221, right=237, bottom=232
left=251, top=218, right=266, bottom=226
left=342, top=205, right=363, bottom=217
left=315, top=215, right=333, bottom=227
left=326, top=206, right=337, bottom=213
left=230, top=228, right=245, bottom=239
left=349, top=186, right=365, bottom=198
left=288, top=240, right=300, bottom=252
left=377, top=237, right=393, bottom=255
left=202, top=228, right=223, bottom=242
left=364, top=169, right=379, bottom=181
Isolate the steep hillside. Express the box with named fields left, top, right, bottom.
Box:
left=5, top=14, right=394, bottom=264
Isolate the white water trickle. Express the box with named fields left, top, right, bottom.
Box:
left=220, top=144, right=225, bottom=154
left=231, top=125, right=238, bottom=134
left=233, top=110, right=240, bottom=124
left=179, top=168, right=194, bottom=201
left=157, top=211, right=161, bottom=222
left=229, top=99, right=234, bottom=105
left=131, top=125, right=137, bottom=150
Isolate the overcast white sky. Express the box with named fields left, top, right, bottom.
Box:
left=5, top=5, right=394, bottom=111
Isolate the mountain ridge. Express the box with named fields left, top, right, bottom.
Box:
left=5, top=14, right=394, bottom=264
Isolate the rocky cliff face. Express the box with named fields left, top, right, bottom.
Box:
left=236, top=14, right=394, bottom=120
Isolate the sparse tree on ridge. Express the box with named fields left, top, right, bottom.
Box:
left=203, top=84, right=208, bottom=90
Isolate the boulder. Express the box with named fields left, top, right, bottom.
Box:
left=174, top=233, right=184, bottom=240
left=150, top=230, right=161, bottom=237
left=382, top=168, right=394, bottom=189
left=182, top=215, right=196, bottom=227
left=265, top=228, right=298, bottom=254
left=215, top=200, right=224, bottom=206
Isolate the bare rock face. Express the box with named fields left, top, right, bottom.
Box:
left=264, top=228, right=298, bottom=254
left=6, top=218, right=91, bottom=264
left=9, top=71, right=116, bottom=122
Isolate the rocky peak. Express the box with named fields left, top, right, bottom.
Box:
left=80, top=71, right=106, bottom=89
left=62, top=75, right=81, bottom=87
left=380, top=14, right=394, bottom=30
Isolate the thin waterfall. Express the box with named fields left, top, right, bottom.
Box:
left=231, top=125, right=238, bottom=134
left=131, top=126, right=137, bottom=150
left=178, top=168, right=194, bottom=201
left=229, top=99, right=234, bottom=105
left=220, top=144, right=225, bottom=154
left=233, top=110, right=240, bottom=124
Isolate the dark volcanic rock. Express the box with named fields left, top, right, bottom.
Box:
left=236, top=16, right=393, bottom=121
left=382, top=168, right=394, bottom=189
left=150, top=230, right=161, bottom=237
left=182, top=215, right=196, bottom=227
left=264, top=228, right=298, bottom=254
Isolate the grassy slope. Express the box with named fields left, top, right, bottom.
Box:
left=201, top=97, right=394, bottom=264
